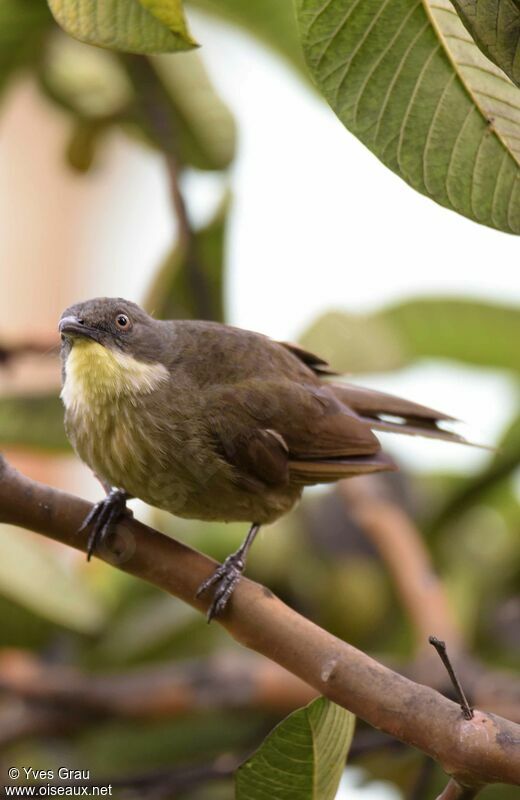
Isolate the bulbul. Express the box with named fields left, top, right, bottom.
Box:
left=59, top=297, right=470, bottom=619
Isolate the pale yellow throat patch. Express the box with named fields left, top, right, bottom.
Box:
left=61, top=339, right=169, bottom=412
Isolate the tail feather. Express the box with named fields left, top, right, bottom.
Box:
left=330, top=382, right=482, bottom=447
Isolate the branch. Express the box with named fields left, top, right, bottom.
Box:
left=340, top=478, right=462, bottom=649
left=0, top=649, right=316, bottom=720
left=0, top=338, right=59, bottom=366
left=0, top=456, right=519, bottom=789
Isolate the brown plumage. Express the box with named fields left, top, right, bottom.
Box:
left=59, top=298, right=471, bottom=618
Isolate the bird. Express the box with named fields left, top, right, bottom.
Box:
left=59, top=297, right=471, bottom=620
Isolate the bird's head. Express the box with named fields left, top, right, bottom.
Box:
left=59, top=298, right=170, bottom=407
left=59, top=297, right=165, bottom=359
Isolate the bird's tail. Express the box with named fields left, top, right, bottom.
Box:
left=330, top=382, right=484, bottom=447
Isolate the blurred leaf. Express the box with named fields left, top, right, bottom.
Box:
left=0, top=594, right=55, bottom=649
left=236, top=697, right=355, bottom=800
left=296, top=0, right=520, bottom=234
left=451, top=0, right=520, bottom=88
left=0, top=525, right=105, bottom=632
left=301, top=298, right=520, bottom=374
left=0, top=393, right=69, bottom=452
left=79, top=712, right=264, bottom=772
left=145, top=192, right=229, bottom=320
left=40, top=32, right=133, bottom=118
left=151, top=52, right=236, bottom=170
left=122, top=52, right=236, bottom=171
left=66, top=118, right=108, bottom=172
left=188, top=0, right=306, bottom=74
left=47, top=0, right=196, bottom=54
left=0, top=0, right=52, bottom=97
left=96, top=594, right=200, bottom=662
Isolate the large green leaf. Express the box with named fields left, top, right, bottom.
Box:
left=301, top=298, right=520, bottom=374
left=188, top=0, right=306, bottom=74
left=0, top=0, right=53, bottom=97
left=451, top=0, right=520, bottom=88
left=236, top=697, right=355, bottom=800
left=0, top=393, right=69, bottom=452
left=144, top=192, right=229, bottom=320
left=48, top=0, right=196, bottom=53
left=0, top=525, right=105, bottom=632
left=296, top=0, right=520, bottom=233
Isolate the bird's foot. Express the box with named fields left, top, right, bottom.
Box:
left=79, top=489, right=130, bottom=561
left=196, top=552, right=245, bottom=622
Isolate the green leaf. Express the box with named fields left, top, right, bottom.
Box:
left=40, top=32, right=133, bottom=118
left=236, top=697, right=355, bottom=800
left=47, top=0, right=196, bottom=54
left=139, top=0, right=197, bottom=45
left=0, top=525, right=105, bottom=632
left=144, top=192, right=229, bottom=320
left=0, top=0, right=53, bottom=97
left=451, top=0, right=520, bottom=88
left=301, top=298, right=520, bottom=374
left=296, top=0, right=520, bottom=234
left=188, top=0, right=306, bottom=74
left=0, top=393, right=70, bottom=452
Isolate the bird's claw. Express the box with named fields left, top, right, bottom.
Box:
left=78, top=489, right=129, bottom=561
left=196, top=553, right=245, bottom=622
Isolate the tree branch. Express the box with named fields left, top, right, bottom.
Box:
left=0, top=455, right=519, bottom=789
left=0, top=338, right=59, bottom=366
left=0, top=649, right=316, bottom=721
left=340, top=478, right=462, bottom=649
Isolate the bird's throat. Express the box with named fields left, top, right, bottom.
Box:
left=61, top=339, right=169, bottom=412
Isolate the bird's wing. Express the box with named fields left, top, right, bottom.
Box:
left=205, top=380, right=393, bottom=489
left=278, top=342, right=338, bottom=375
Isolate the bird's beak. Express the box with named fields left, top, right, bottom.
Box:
left=59, top=316, right=101, bottom=343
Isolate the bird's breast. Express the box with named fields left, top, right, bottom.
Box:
left=61, top=340, right=169, bottom=413
left=61, top=340, right=170, bottom=489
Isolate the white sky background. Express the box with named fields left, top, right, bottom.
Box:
left=83, top=10, right=519, bottom=481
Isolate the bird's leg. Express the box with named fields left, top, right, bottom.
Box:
left=78, top=485, right=132, bottom=561
left=196, top=523, right=261, bottom=622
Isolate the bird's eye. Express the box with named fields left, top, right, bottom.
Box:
left=116, top=314, right=130, bottom=329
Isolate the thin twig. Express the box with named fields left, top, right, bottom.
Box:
left=436, top=779, right=482, bottom=799
left=0, top=455, right=518, bottom=789
left=429, top=636, right=474, bottom=720
left=408, top=756, right=436, bottom=800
